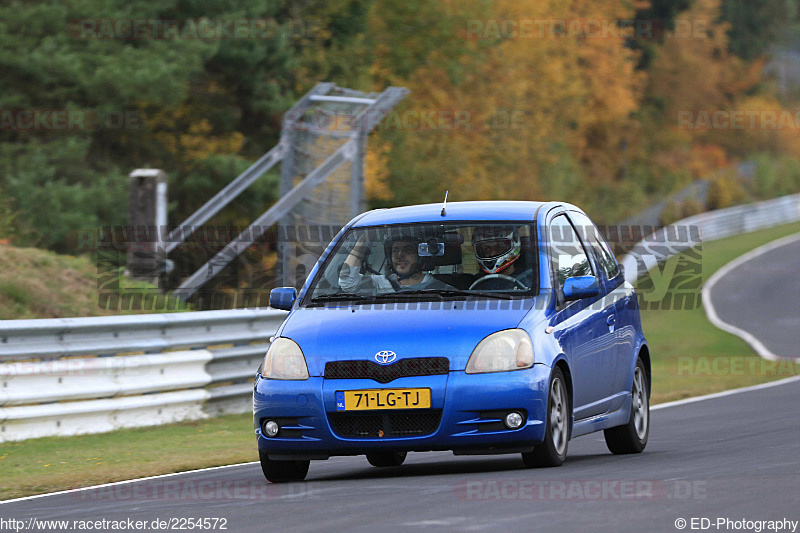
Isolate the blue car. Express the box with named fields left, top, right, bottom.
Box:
left=255, top=201, right=650, bottom=482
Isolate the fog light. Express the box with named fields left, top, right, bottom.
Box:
left=505, top=412, right=524, bottom=429
left=263, top=420, right=279, bottom=438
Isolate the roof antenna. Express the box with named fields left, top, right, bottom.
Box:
left=440, top=190, right=449, bottom=217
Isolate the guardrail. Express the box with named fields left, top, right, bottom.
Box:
left=621, top=193, right=800, bottom=283
left=0, top=309, right=287, bottom=442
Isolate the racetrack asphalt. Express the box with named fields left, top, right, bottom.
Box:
left=706, top=234, right=800, bottom=358
left=3, top=378, right=799, bottom=532
left=3, top=235, right=799, bottom=532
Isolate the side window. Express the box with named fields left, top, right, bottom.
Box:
left=569, top=212, right=620, bottom=280
left=549, top=215, right=593, bottom=291
left=595, top=235, right=620, bottom=279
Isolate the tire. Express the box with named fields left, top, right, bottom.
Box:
left=604, top=357, right=649, bottom=454
left=366, top=451, right=407, bottom=467
left=259, top=449, right=310, bottom=483
left=522, top=366, right=569, bottom=468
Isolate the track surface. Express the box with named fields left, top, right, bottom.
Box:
left=707, top=236, right=800, bottom=357
left=3, top=380, right=799, bottom=532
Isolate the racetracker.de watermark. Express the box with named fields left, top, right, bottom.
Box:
left=0, top=356, right=158, bottom=379
left=673, top=357, right=800, bottom=376
left=676, top=110, right=800, bottom=130
left=455, top=479, right=706, bottom=501
left=464, top=18, right=710, bottom=40
left=80, top=223, right=704, bottom=312
left=69, top=18, right=319, bottom=40
left=0, top=109, right=140, bottom=131
left=282, top=109, right=526, bottom=132
left=70, top=479, right=320, bottom=502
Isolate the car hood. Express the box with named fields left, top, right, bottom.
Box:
left=279, top=302, right=535, bottom=374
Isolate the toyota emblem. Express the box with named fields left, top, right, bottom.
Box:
left=375, top=350, right=397, bottom=364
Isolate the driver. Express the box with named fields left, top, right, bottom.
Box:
left=339, top=234, right=454, bottom=292
left=471, top=226, right=533, bottom=289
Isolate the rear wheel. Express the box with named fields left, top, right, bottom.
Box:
left=366, top=451, right=407, bottom=467
left=522, top=366, right=569, bottom=468
left=604, top=357, right=649, bottom=454
left=259, top=450, right=310, bottom=482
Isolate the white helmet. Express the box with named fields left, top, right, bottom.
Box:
left=472, top=226, right=521, bottom=274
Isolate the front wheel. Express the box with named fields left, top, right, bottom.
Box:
left=522, top=366, right=569, bottom=468
left=604, top=357, right=649, bottom=454
left=259, top=450, right=310, bottom=483
left=366, top=451, right=407, bottom=467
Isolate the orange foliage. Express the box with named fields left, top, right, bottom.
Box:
left=144, top=81, right=245, bottom=171
left=365, top=142, right=395, bottom=202
left=369, top=0, right=643, bottom=202
left=648, top=0, right=740, bottom=116
left=687, top=144, right=729, bottom=179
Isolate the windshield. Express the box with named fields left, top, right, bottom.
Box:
left=304, top=222, right=537, bottom=304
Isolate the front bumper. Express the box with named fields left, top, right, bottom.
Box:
left=254, top=364, right=551, bottom=459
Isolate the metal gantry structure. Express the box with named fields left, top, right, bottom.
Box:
left=168, top=83, right=409, bottom=300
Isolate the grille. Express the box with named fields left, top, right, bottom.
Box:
left=328, top=410, right=442, bottom=438
left=324, top=357, right=449, bottom=384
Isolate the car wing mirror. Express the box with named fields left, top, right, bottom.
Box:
left=269, top=287, right=297, bottom=311
left=563, top=276, right=600, bottom=301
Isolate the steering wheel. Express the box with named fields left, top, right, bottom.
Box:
left=469, top=274, right=527, bottom=291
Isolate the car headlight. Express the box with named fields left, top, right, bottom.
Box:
left=261, top=338, right=309, bottom=380
left=465, top=329, right=534, bottom=374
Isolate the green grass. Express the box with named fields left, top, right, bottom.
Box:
left=0, top=414, right=257, bottom=501
left=2, top=221, right=800, bottom=500
left=0, top=245, right=191, bottom=319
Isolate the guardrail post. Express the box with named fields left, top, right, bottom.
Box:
left=127, top=169, right=168, bottom=287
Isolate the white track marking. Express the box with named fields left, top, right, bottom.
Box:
left=703, top=232, right=800, bottom=362
left=651, top=374, right=800, bottom=411
left=0, top=462, right=257, bottom=505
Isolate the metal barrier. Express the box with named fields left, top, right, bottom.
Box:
left=621, top=193, right=800, bottom=283
left=0, top=309, right=287, bottom=442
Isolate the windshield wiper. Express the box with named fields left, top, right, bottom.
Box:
left=376, top=289, right=516, bottom=300
left=309, top=293, right=376, bottom=303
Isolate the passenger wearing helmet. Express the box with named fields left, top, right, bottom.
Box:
left=339, top=234, right=453, bottom=293
left=471, top=226, right=533, bottom=289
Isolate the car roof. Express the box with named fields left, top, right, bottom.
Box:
left=351, top=201, right=578, bottom=227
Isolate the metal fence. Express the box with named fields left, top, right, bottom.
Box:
left=621, top=193, right=800, bottom=283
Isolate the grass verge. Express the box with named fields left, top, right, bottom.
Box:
left=0, top=414, right=257, bottom=501
left=0, top=245, right=190, bottom=319
left=2, top=221, right=800, bottom=500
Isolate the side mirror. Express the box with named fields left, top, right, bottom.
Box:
left=269, top=287, right=297, bottom=311
left=563, top=276, right=600, bottom=301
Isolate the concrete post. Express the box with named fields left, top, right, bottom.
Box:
left=127, top=169, right=167, bottom=287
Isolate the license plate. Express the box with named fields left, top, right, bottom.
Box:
left=335, top=388, right=431, bottom=411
